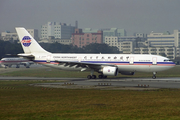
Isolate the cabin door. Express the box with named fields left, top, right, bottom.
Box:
left=152, top=57, right=157, bottom=65
left=78, top=57, right=82, bottom=62
left=46, top=55, right=51, bottom=63
left=129, top=57, right=134, bottom=65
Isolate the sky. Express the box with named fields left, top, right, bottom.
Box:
left=1, top=0, right=180, bottom=35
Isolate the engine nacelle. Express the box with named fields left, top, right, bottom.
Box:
left=120, top=71, right=135, bottom=75
left=102, top=67, right=118, bottom=76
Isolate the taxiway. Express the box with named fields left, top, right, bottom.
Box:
left=1, top=76, right=180, bottom=89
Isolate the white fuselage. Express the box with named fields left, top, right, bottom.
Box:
left=32, top=53, right=175, bottom=73
left=0, top=57, right=32, bottom=68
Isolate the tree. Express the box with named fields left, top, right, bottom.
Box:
left=0, top=40, right=23, bottom=58
left=0, top=40, right=120, bottom=59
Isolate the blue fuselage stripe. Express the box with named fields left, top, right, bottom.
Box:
left=33, top=60, right=175, bottom=65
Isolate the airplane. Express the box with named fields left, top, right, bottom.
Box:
left=0, top=57, right=33, bottom=68
left=15, top=27, right=175, bottom=79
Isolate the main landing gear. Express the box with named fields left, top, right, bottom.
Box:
left=98, top=75, right=107, bottom=79
left=87, top=74, right=107, bottom=79
left=87, top=69, right=96, bottom=79
left=152, top=72, right=156, bottom=79
left=87, top=75, right=96, bottom=79
left=87, top=69, right=109, bottom=79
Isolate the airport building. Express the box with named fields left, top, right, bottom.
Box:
left=41, top=22, right=76, bottom=40
left=72, top=28, right=103, bottom=48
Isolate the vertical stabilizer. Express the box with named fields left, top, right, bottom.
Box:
left=15, top=27, right=50, bottom=54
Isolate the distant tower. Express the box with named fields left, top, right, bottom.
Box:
left=75, top=20, right=78, bottom=28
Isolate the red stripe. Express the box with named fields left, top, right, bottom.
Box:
left=36, top=62, right=175, bottom=66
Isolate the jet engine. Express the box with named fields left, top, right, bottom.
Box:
left=102, top=67, right=118, bottom=76
left=120, top=71, right=135, bottom=75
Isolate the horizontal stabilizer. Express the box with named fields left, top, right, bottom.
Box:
left=18, top=53, right=35, bottom=60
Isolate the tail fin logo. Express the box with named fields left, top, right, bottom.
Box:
left=21, top=36, right=32, bottom=47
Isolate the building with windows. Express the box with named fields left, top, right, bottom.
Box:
left=146, top=30, right=180, bottom=58
left=147, top=30, right=180, bottom=48
left=41, top=22, right=76, bottom=40
left=82, top=28, right=126, bottom=42
left=1, top=29, right=38, bottom=42
left=72, top=29, right=103, bottom=48
left=41, top=36, right=72, bottom=45
left=134, top=47, right=175, bottom=59
left=83, top=28, right=99, bottom=33
left=102, top=28, right=126, bottom=42
left=102, top=30, right=180, bottom=59
left=105, top=36, right=137, bottom=54
left=27, top=29, right=39, bottom=41
left=39, top=36, right=72, bottom=45
left=1, top=31, right=18, bottom=42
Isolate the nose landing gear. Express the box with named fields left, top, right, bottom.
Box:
left=152, top=72, right=156, bottom=79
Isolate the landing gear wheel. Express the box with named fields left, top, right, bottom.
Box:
left=92, top=75, right=96, bottom=79
left=87, top=75, right=92, bottom=79
left=98, top=75, right=107, bottom=79
left=152, top=75, right=156, bottom=79
left=98, top=75, right=103, bottom=79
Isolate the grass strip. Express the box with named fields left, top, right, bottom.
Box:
left=0, top=81, right=180, bottom=119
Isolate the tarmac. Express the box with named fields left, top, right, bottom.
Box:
left=1, top=76, right=180, bottom=90
left=1, top=65, right=180, bottom=90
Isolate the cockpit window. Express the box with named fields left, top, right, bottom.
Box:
left=164, top=59, right=171, bottom=62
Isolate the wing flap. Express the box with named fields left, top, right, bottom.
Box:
left=54, top=60, right=117, bottom=71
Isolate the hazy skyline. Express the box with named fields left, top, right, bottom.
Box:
left=1, top=0, right=180, bottom=35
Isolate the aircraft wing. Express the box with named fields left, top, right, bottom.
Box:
left=54, top=60, right=117, bottom=71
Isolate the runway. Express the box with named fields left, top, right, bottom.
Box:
left=1, top=76, right=180, bottom=89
